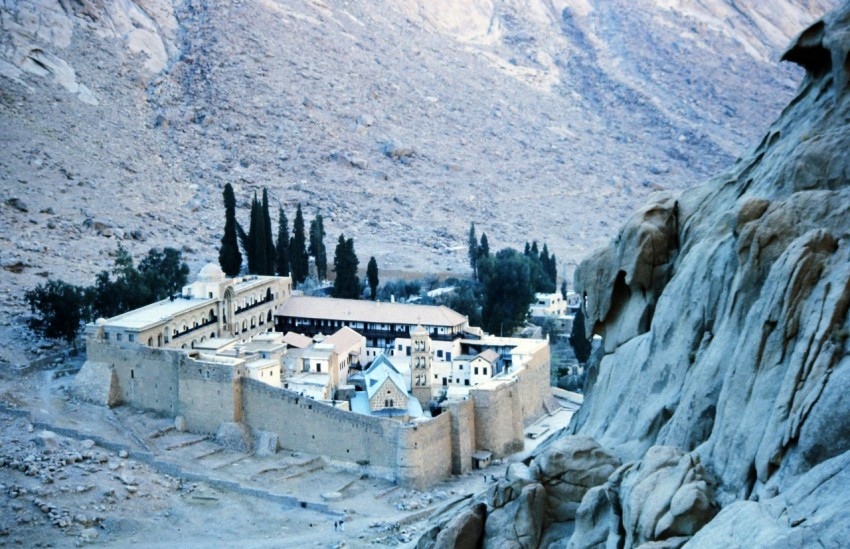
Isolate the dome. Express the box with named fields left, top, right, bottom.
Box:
left=198, top=263, right=225, bottom=281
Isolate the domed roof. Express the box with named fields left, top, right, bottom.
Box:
left=198, top=263, right=225, bottom=281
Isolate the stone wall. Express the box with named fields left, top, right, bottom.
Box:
left=177, top=356, right=243, bottom=434
left=85, top=339, right=181, bottom=415
left=513, top=344, right=552, bottom=425
left=240, top=378, right=402, bottom=478
left=444, top=399, right=475, bottom=474
left=470, top=379, right=524, bottom=457
left=395, top=413, right=453, bottom=489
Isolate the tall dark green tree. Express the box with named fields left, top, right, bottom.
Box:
left=309, top=213, right=328, bottom=280
left=332, top=235, right=360, bottom=299
left=290, top=203, right=309, bottom=285
left=468, top=222, right=479, bottom=278
left=570, top=306, right=592, bottom=364
left=478, top=248, right=535, bottom=336
left=479, top=233, right=490, bottom=261
left=275, top=207, right=290, bottom=277
left=243, top=193, right=267, bottom=274
left=366, top=257, right=379, bottom=300
left=218, top=183, right=242, bottom=276
left=25, top=280, right=86, bottom=346
left=261, top=189, right=275, bottom=275
left=560, top=280, right=568, bottom=300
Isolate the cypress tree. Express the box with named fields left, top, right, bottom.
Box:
left=290, top=203, right=308, bottom=284
left=366, top=257, right=379, bottom=300
left=261, top=189, right=275, bottom=275
left=245, top=193, right=268, bottom=274
left=275, top=207, right=290, bottom=277
left=309, top=213, right=328, bottom=280
left=332, top=235, right=360, bottom=299
left=570, top=306, right=592, bottom=364
left=218, top=183, right=242, bottom=276
left=479, top=233, right=490, bottom=260
left=468, top=222, right=479, bottom=278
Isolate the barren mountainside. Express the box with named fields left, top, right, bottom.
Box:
left=418, top=2, right=850, bottom=547
left=0, top=0, right=834, bottom=365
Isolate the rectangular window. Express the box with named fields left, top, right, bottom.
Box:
left=128, top=334, right=135, bottom=343
left=397, top=344, right=402, bottom=351
left=116, top=333, right=122, bottom=341
left=458, top=364, right=463, bottom=370
left=446, top=352, right=452, bottom=361
left=474, top=367, right=479, bottom=375
left=406, top=347, right=411, bottom=356
left=484, top=368, right=488, bottom=375
left=464, top=380, right=470, bottom=386
left=437, top=350, right=443, bottom=358
left=442, top=377, right=447, bottom=386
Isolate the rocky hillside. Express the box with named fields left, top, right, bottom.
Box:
left=417, top=2, right=850, bottom=546
left=0, top=0, right=833, bottom=364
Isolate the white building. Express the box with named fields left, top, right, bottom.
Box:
left=91, top=263, right=291, bottom=350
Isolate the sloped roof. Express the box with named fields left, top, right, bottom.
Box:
left=323, top=326, right=364, bottom=354
left=477, top=349, right=501, bottom=363
left=283, top=332, right=313, bottom=349
left=279, top=296, right=468, bottom=327
left=364, top=355, right=408, bottom=398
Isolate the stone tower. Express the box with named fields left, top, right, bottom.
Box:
left=410, top=325, right=433, bottom=408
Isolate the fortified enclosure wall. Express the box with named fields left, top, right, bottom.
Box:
left=240, top=378, right=402, bottom=478
left=178, top=357, right=243, bottom=434
left=79, top=334, right=552, bottom=485
left=470, top=379, right=524, bottom=457
left=513, top=345, right=552, bottom=425
left=395, top=413, right=453, bottom=488
left=86, top=339, right=181, bottom=416
left=444, top=399, right=475, bottom=475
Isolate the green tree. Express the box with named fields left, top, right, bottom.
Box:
left=290, top=203, right=309, bottom=285
left=570, top=306, right=593, bottom=364
left=245, top=192, right=270, bottom=275
left=261, top=189, right=275, bottom=275
left=479, top=233, right=490, bottom=262
left=25, top=280, right=86, bottom=346
left=218, top=183, right=242, bottom=276
left=468, top=222, right=479, bottom=278
left=309, top=213, right=328, bottom=280
left=560, top=280, right=568, bottom=300
left=478, top=248, right=535, bottom=336
left=275, top=207, right=290, bottom=277
left=332, top=235, right=360, bottom=299
left=138, top=247, right=190, bottom=298
left=366, top=256, right=379, bottom=300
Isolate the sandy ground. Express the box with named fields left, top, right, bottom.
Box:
left=0, top=359, right=576, bottom=548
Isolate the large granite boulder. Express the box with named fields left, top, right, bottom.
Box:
left=531, top=435, right=620, bottom=523
left=569, top=447, right=715, bottom=549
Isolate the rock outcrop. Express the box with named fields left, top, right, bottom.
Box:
left=417, top=2, right=850, bottom=547
left=567, top=2, right=850, bottom=545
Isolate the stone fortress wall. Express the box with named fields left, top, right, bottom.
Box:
left=77, top=333, right=551, bottom=488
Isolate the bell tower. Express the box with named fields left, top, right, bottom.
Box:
left=410, top=325, right=433, bottom=408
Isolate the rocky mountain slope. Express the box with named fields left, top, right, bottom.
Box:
left=0, top=0, right=834, bottom=365
left=417, top=2, right=850, bottom=546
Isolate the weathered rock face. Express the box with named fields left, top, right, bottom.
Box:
left=417, top=3, right=850, bottom=547
left=567, top=1, right=850, bottom=546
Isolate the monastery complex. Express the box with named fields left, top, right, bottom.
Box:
left=72, top=265, right=553, bottom=487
